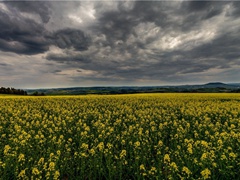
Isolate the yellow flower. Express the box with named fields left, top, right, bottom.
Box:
left=57, top=150, right=61, bottom=156
left=182, top=166, right=191, bottom=177
left=212, top=162, right=217, bottom=168
left=107, top=143, right=113, bottom=149
left=18, top=153, right=25, bottom=162
left=49, top=162, right=55, bottom=171
left=158, top=140, right=163, bottom=147
left=120, top=150, right=127, bottom=159
left=134, top=141, right=140, bottom=148
left=140, top=164, right=145, bottom=171
left=221, top=154, right=227, bottom=160
left=97, top=142, right=104, bottom=151
left=201, top=168, right=211, bottom=179
left=149, top=166, right=157, bottom=175
left=18, top=169, right=27, bottom=178
left=4, top=145, right=11, bottom=155
left=170, top=162, right=178, bottom=171
left=32, top=167, right=40, bottom=175
left=89, top=148, right=95, bottom=156
left=81, top=143, right=89, bottom=150
left=121, top=140, right=126, bottom=145
left=164, top=154, right=170, bottom=164
left=217, top=139, right=223, bottom=146
left=201, top=140, right=208, bottom=148
left=50, top=153, right=55, bottom=159
left=201, top=153, right=208, bottom=161
left=187, top=143, right=193, bottom=154
left=53, top=170, right=60, bottom=180
left=229, top=152, right=237, bottom=159
left=81, top=153, right=88, bottom=157
left=38, top=157, right=44, bottom=165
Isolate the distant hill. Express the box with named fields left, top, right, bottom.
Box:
left=205, top=82, right=226, bottom=86
left=204, top=82, right=232, bottom=88
left=25, top=82, right=240, bottom=95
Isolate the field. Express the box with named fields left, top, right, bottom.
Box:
left=0, top=93, right=239, bottom=179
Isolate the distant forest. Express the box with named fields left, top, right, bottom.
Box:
left=0, top=87, right=27, bottom=95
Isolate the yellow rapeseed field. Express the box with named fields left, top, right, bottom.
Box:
left=0, top=93, right=239, bottom=179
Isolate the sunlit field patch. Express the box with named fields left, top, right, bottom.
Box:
left=0, top=93, right=239, bottom=179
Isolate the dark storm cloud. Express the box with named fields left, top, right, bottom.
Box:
left=1, top=1, right=240, bottom=87
left=148, top=29, right=240, bottom=76
left=130, top=1, right=170, bottom=27
left=0, top=3, right=91, bottom=55
left=52, top=69, right=62, bottom=74
left=92, top=4, right=139, bottom=50
left=184, top=1, right=227, bottom=15
left=190, top=32, right=240, bottom=62
left=0, top=62, right=8, bottom=66
left=45, top=1, right=240, bottom=83
left=180, top=1, right=227, bottom=31
left=0, top=9, right=49, bottom=55
left=46, top=52, right=91, bottom=63
left=187, top=1, right=211, bottom=12
left=93, top=1, right=170, bottom=46
left=50, top=28, right=91, bottom=51
left=231, top=2, right=240, bottom=17
left=5, top=1, right=52, bottom=23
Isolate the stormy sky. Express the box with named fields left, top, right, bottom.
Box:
left=1, top=1, right=240, bottom=88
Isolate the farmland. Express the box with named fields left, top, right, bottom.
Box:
left=0, top=94, right=240, bottom=179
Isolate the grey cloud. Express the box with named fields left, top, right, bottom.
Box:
left=180, top=1, right=228, bottom=32
left=189, top=32, right=240, bottom=61
left=184, top=1, right=227, bottom=15
left=0, top=62, right=8, bottom=66
left=52, top=69, right=62, bottom=73
left=5, top=1, right=52, bottom=23
left=94, top=1, right=171, bottom=43
left=151, top=30, right=240, bottom=76
left=50, top=29, right=91, bottom=51
left=0, top=3, right=91, bottom=55
left=187, top=1, right=211, bottom=12
left=46, top=52, right=91, bottom=63
left=95, top=11, right=137, bottom=47
left=1, top=1, right=240, bottom=87
left=0, top=9, right=49, bottom=54
left=231, top=2, right=240, bottom=17
left=130, top=1, right=169, bottom=27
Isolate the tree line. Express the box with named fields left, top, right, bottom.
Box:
left=0, top=87, right=28, bottom=95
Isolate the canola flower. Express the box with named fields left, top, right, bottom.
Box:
left=201, top=168, right=211, bottom=179
left=0, top=93, right=240, bottom=179
left=181, top=166, right=192, bottom=179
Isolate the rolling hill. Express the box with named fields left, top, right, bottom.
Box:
left=25, top=82, right=240, bottom=95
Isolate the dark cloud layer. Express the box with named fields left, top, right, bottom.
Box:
left=5, top=1, right=52, bottom=23
left=50, top=28, right=91, bottom=51
left=0, top=1, right=240, bottom=88
left=0, top=3, right=90, bottom=55
left=0, top=8, right=49, bottom=54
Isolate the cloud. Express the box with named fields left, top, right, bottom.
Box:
left=0, top=4, right=49, bottom=55
left=230, top=2, right=240, bottom=17
left=0, top=3, right=91, bottom=55
left=1, top=1, right=240, bottom=88
left=5, top=1, right=52, bottom=23
left=44, top=1, right=240, bottom=84
left=49, top=28, right=91, bottom=51
left=0, top=62, right=8, bottom=66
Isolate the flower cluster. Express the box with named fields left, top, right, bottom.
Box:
left=0, top=93, right=239, bottom=179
